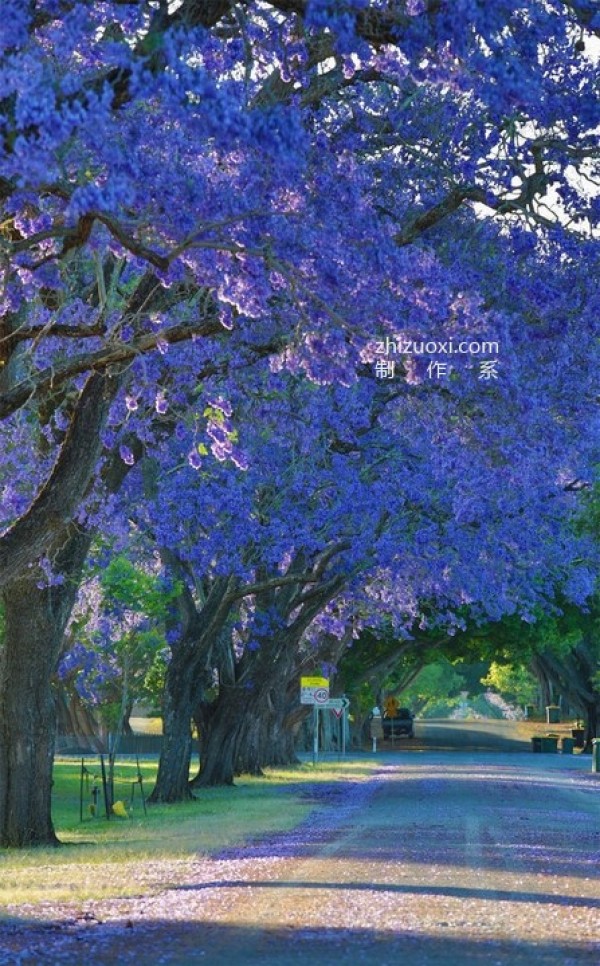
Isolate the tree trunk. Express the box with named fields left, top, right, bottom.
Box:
left=193, top=690, right=245, bottom=787
left=147, top=664, right=196, bottom=803
left=148, top=570, right=235, bottom=802
left=258, top=687, right=304, bottom=767
left=259, top=711, right=301, bottom=767
left=0, top=595, right=59, bottom=847
left=195, top=646, right=292, bottom=785
left=0, top=529, right=89, bottom=847
left=534, top=645, right=600, bottom=753
left=234, top=710, right=266, bottom=777
left=531, top=656, right=553, bottom=709
left=196, top=580, right=347, bottom=784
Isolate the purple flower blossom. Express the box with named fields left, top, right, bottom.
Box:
left=119, top=445, right=135, bottom=466
left=155, top=392, right=168, bottom=414
left=187, top=449, right=203, bottom=470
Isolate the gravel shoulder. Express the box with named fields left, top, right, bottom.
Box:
left=1, top=752, right=599, bottom=965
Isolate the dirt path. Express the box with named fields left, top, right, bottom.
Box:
left=1, top=753, right=599, bottom=965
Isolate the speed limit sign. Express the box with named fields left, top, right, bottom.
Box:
left=300, top=676, right=330, bottom=705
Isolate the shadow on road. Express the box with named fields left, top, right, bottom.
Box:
left=2, top=917, right=596, bottom=965
left=170, top=876, right=600, bottom=910
left=213, top=764, right=600, bottom=881
left=384, top=719, right=532, bottom=753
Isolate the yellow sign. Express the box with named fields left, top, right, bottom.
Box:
left=300, top=676, right=329, bottom=688
left=300, top=676, right=330, bottom=705
left=384, top=695, right=399, bottom=718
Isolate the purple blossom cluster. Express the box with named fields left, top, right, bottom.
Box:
left=0, top=0, right=599, bottom=842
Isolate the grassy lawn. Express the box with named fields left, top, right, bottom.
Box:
left=0, top=757, right=377, bottom=910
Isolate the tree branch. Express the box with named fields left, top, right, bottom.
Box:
left=0, top=372, right=117, bottom=587
left=0, top=314, right=222, bottom=422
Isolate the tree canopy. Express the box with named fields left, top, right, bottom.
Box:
left=0, top=0, right=598, bottom=844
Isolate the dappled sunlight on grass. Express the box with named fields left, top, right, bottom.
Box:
left=259, top=760, right=380, bottom=784
left=0, top=758, right=374, bottom=907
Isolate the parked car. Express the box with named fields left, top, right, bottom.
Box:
left=382, top=707, right=415, bottom=739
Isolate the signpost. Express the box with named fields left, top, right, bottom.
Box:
left=299, top=681, right=350, bottom=763
left=323, top=697, right=350, bottom=757
left=370, top=705, right=383, bottom=753
left=300, top=677, right=330, bottom=765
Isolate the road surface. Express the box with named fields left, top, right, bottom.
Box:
left=388, top=717, right=532, bottom=752
left=1, top=752, right=598, bottom=965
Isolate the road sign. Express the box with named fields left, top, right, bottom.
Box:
left=300, top=676, right=330, bottom=705
left=301, top=676, right=329, bottom=687
left=323, top=697, right=350, bottom=711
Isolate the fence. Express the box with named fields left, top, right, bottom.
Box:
left=56, top=734, right=164, bottom=756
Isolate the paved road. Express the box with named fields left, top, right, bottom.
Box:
left=388, top=717, right=532, bottom=753
left=2, top=752, right=598, bottom=965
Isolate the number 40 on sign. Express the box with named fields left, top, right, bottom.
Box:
left=300, top=676, right=329, bottom=705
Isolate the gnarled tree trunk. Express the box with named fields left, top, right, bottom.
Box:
left=149, top=674, right=197, bottom=802
left=148, top=569, right=235, bottom=803
left=194, top=688, right=247, bottom=786
left=0, top=529, right=90, bottom=847
left=195, top=578, right=346, bottom=785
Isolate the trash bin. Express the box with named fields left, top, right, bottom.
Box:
left=531, top=736, right=542, bottom=753
left=593, top=738, right=600, bottom=773
left=561, top=737, right=574, bottom=755
left=540, top=734, right=559, bottom=753
left=545, top=705, right=561, bottom=724
left=571, top=727, right=585, bottom=749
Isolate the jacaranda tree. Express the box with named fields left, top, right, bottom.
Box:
left=0, top=0, right=598, bottom=843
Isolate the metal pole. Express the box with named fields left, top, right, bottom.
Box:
left=100, top=753, right=111, bottom=820
left=313, top=705, right=319, bottom=765
left=79, top=758, right=84, bottom=823
left=341, top=709, right=346, bottom=757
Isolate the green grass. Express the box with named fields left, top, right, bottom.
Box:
left=0, top=756, right=377, bottom=909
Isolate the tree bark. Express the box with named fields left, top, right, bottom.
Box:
left=148, top=670, right=196, bottom=802
left=194, top=630, right=300, bottom=786
left=247, top=682, right=305, bottom=769
left=194, top=577, right=346, bottom=785
left=0, top=372, right=116, bottom=587
left=234, top=706, right=266, bottom=777
left=194, top=689, right=246, bottom=787
left=0, top=528, right=90, bottom=847
left=148, top=568, right=235, bottom=802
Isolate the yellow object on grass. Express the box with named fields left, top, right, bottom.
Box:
left=111, top=800, right=129, bottom=818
